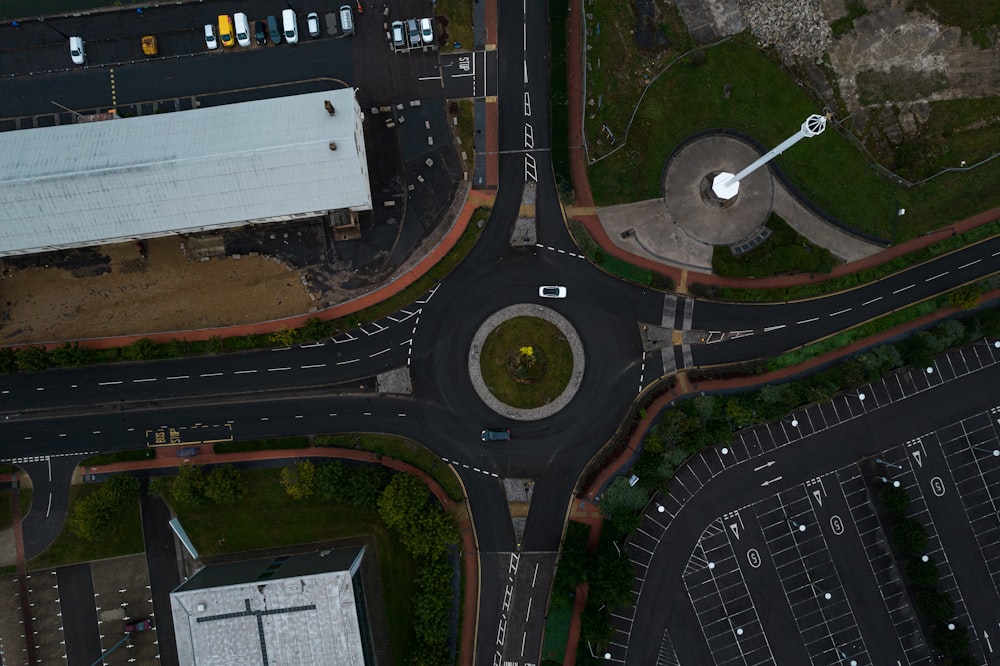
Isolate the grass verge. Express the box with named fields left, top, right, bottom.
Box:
left=213, top=437, right=309, bottom=454
left=550, top=0, right=572, bottom=195
left=712, top=212, right=838, bottom=278
left=0, top=489, right=32, bottom=530
left=28, top=484, right=142, bottom=569
left=313, top=433, right=464, bottom=501
left=541, top=605, right=573, bottom=663
left=585, top=37, right=1000, bottom=241
left=698, top=218, right=1000, bottom=302
left=172, top=468, right=418, bottom=662
left=434, top=0, right=473, bottom=52
left=479, top=317, right=574, bottom=408
left=81, top=449, right=154, bottom=466
left=567, top=220, right=675, bottom=290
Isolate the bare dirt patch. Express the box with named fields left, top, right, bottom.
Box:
left=0, top=236, right=316, bottom=344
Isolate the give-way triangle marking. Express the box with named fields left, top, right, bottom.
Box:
left=812, top=489, right=823, bottom=506
left=912, top=450, right=923, bottom=467
left=729, top=523, right=740, bottom=539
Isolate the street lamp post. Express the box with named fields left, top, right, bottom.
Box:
left=875, top=458, right=902, bottom=470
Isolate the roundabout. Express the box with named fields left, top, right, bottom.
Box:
left=468, top=304, right=586, bottom=421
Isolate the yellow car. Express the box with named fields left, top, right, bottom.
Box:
left=218, top=15, right=235, bottom=47
left=141, top=35, right=158, bottom=56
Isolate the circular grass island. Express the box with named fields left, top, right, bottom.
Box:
left=479, top=316, right=574, bottom=409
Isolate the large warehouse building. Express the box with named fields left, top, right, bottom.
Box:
left=0, top=88, right=372, bottom=257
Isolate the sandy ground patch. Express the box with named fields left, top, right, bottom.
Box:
left=0, top=237, right=315, bottom=344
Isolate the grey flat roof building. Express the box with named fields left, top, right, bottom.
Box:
left=0, top=89, right=371, bottom=257
left=170, top=546, right=369, bottom=665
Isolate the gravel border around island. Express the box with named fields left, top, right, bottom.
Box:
left=467, top=304, right=586, bottom=421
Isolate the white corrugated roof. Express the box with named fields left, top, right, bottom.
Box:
left=0, top=89, right=371, bottom=256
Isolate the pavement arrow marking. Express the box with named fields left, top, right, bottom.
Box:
left=761, top=476, right=783, bottom=487
left=754, top=461, right=775, bottom=472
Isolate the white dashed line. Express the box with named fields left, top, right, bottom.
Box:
left=36, top=387, right=44, bottom=391
left=892, top=284, right=914, bottom=295
left=235, top=370, right=257, bottom=374
left=862, top=296, right=883, bottom=306
left=797, top=317, right=819, bottom=324
left=337, top=359, right=359, bottom=365
left=267, top=367, right=291, bottom=372
left=200, top=372, right=223, bottom=378
left=166, top=375, right=189, bottom=380
left=763, top=325, right=786, bottom=332
left=830, top=308, right=851, bottom=317
left=926, top=272, right=948, bottom=282
left=370, top=348, right=390, bottom=358
left=958, top=259, right=982, bottom=269
left=301, top=364, right=326, bottom=369
left=99, top=381, right=122, bottom=386
left=133, top=378, right=156, bottom=383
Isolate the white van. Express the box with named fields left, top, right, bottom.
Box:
left=282, top=9, right=298, bottom=44
left=234, top=12, right=251, bottom=47
left=339, top=5, right=354, bottom=36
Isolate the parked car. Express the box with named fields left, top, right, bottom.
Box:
left=391, top=20, right=405, bottom=48
left=141, top=35, right=158, bottom=56
left=204, top=23, right=218, bottom=50
left=539, top=286, right=567, bottom=298
left=267, top=15, right=282, bottom=44
left=406, top=18, right=420, bottom=47
left=124, top=618, right=153, bottom=634
left=481, top=428, right=511, bottom=442
left=339, top=6, right=354, bottom=35
left=254, top=21, right=267, bottom=45
left=234, top=12, right=251, bottom=47
left=307, top=12, right=320, bottom=37
left=419, top=17, right=434, bottom=44
left=218, top=14, right=235, bottom=47
left=176, top=447, right=201, bottom=458
left=69, top=36, right=85, bottom=65
left=282, top=9, right=298, bottom=44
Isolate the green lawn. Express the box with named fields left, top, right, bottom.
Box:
left=434, top=0, right=473, bottom=52
left=0, top=489, right=32, bottom=530
left=586, top=38, right=1000, bottom=242
left=480, top=317, right=574, bottom=408
left=712, top=213, right=838, bottom=278
left=172, top=468, right=418, bottom=662
left=214, top=437, right=309, bottom=454
left=28, top=485, right=143, bottom=570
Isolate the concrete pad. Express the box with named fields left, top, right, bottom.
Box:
left=663, top=135, right=774, bottom=245
left=597, top=199, right=713, bottom=271
left=771, top=186, right=884, bottom=262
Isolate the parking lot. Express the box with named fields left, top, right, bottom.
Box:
left=614, top=341, right=1000, bottom=664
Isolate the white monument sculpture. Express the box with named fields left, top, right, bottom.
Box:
left=711, top=114, right=828, bottom=200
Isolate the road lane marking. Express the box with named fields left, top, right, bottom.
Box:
left=797, top=317, right=819, bottom=324
left=892, top=284, right=914, bottom=294
left=369, top=348, right=390, bottom=358
left=200, top=372, right=222, bottom=377
left=99, top=381, right=122, bottom=386
left=830, top=308, right=851, bottom=316
left=763, top=325, right=786, bottom=332
left=862, top=296, right=883, bottom=305
left=133, top=378, right=156, bottom=383
left=926, top=271, right=948, bottom=281
left=267, top=367, right=291, bottom=372
left=300, top=364, right=326, bottom=369
left=234, top=369, right=257, bottom=374
left=959, top=259, right=982, bottom=269
left=337, top=359, right=359, bottom=365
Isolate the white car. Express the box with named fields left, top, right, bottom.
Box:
left=204, top=23, right=218, bottom=50
left=234, top=12, right=251, bottom=47
left=282, top=9, right=298, bottom=44
left=391, top=20, right=405, bottom=48
left=419, top=17, right=434, bottom=45
left=539, top=286, right=567, bottom=299
left=69, top=36, right=85, bottom=65
left=307, top=12, right=320, bottom=37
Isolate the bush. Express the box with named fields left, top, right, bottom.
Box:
left=892, top=518, right=929, bottom=557
left=280, top=460, right=315, bottom=500
left=68, top=474, right=140, bottom=542
left=930, top=621, right=969, bottom=656
left=15, top=346, right=50, bottom=372
left=171, top=464, right=206, bottom=506
left=915, top=589, right=954, bottom=622
left=204, top=465, right=246, bottom=505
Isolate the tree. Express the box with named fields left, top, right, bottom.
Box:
left=204, top=464, right=246, bottom=505
left=314, top=461, right=349, bottom=503
left=905, top=557, right=939, bottom=589
left=51, top=342, right=92, bottom=367
left=68, top=473, right=140, bottom=541
left=377, top=473, right=428, bottom=531
left=892, top=518, right=929, bottom=557
left=930, top=620, right=969, bottom=656
left=948, top=285, right=982, bottom=310
left=300, top=317, right=333, bottom=341
left=916, top=589, right=954, bottom=622
left=171, top=464, right=206, bottom=506
left=148, top=476, right=172, bottom=497
left=345, top=465, right=389, bottom=508
left=122, top=338, right=158, bottom=361
left=280, top=460, right=315, bottom=499
left=901, top=331, right=942, bottom=368
left=0, top=348, right=16, bottom=374
left=598, top=477, right=647, bottom=524
left=269, top=329, right=296, bottom=347
left=879, top=484, right=911, bottom=518
left=15, top=346, right=50, bottom=372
